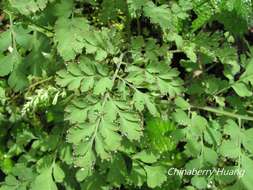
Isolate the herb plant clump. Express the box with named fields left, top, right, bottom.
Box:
left=0, top=0, right=253, bottom=189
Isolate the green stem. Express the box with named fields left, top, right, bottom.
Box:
left=213, top=85, right=232, bottom=96
left=124, top=0, right=131, bottom=43
left=169, top=49, right=184, bottom=53
left=62, top=94, right=75, bottom=105
left=28, top=24, right=54, bottom=37
left=137, top=14, right=141, bottom=35
left=5, top=11, right=17, bottom=52
left=91, top=93, right=109, bottom=143
left=90, top=54, right=124, bottom=143
left=28, top=76, right=54, bottom=91
left=238, top=118, right=242, bottom=169
left=192, top=105, right=253, bottom=121
left=200, top=133, right=204, bottom=167
left=117, top=75, right=138, bottom=92
left=213, top=72, right=253, bottom=96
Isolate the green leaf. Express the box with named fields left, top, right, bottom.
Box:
left=54, top=17, right=89, bottom=61
left=133, top=91, right=159, bottom=116
left=191, top=176, right=207, bottom=189
left=241, top=155, right=253, bottom=190
left=224, top=119, right=241, bottom=139
left=53, top=0, right=73, bottom=18
left=157, top=77, right=182, bottom=97
left=129, top=162, right=146, bottom=187
left=184, top=139, right=201, bottom=157
left=80, top=173, right=108, bottom=190
left=9, top=0, right=53, bottom=15
left=243, top=128, right=253, bottom=154
left=185, top=158, right=203, bottom=170
left=240, top=58, right=253, bottom=83
left=145, top=116, right=176, bottom=152
left=144, top=165, right=167, bottom=188
left=219, top=140, right=240, bottom=159
left=232, top=82, right=252, bottom=97
left=8, top=57, right=28, bottom=91
left=75, top=168, right=92, bottom=182
left=133, top=150, right=159, bottom=164
left=216, top=10, right=248, bottom=36
left=183, top=43, right=197, bottom=62
left=175, top=97, right=190, bottom=110
left=190, top=115, right=207, bottom=135
left=0, top=30, right=11, bottom=52
left=192, top=1, right=215, bottom=31
left=107, top=155, right=128, bottom=187
left=203, top=122, right=222, bottom=146
left=74, top=141, right=96, bottom=168
left=203, top=146, right=218, bottom=165
left=0, top=158, right=14, bottom=174
left=99, top=0, right=126, bottom=23
left=83, top=28, right=120, bottom=60
left=143, top=2, right=173, bottom=32
left=93, top=77, right=113, bottom=95
left=128, top=0, right=148, bottom=17
left=172, top=109, right=191, bottom=126
left=1, top=175, right=19, bottom=189
left=0, top=54, right=14, bottom=77
left=53, top=163, right=65, bottom=183
left=31, top=167, right=57, bottom=190
left=119, top=112, right=143, bottom=141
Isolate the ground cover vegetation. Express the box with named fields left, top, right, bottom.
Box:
left=0, top=0, right=253, bottom=189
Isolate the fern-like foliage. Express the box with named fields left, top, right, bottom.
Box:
left=0, top=0, right=253, bottom=190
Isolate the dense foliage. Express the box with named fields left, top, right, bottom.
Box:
left=0, top=0, right=253, bottom=189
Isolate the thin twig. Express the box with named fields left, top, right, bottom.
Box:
left=28, top=76, right=54, bottom=91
